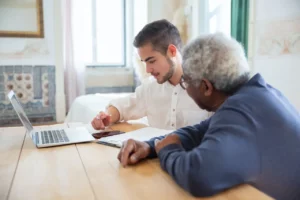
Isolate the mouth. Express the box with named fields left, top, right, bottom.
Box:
left=151, top=73, right=159, bottom=79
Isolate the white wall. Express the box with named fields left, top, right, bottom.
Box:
left=0, top=0, right=55, bottom=65
left=147, top=0, right=167, bottom=22
left=147, top=0, right=231, bottom=43
left=0, top=0, right=66, bottom=122
left=147, top=0, right=191, bottom=44
left=248, top=0, right=300, bottom=111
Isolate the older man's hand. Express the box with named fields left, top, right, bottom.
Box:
left=155, top=134, right=181, bottom=153
left=118, top=139, right=151, bottom=167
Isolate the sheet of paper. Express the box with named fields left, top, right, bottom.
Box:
left=97, top=127, right=174, bottom=147
left=83, top=123, right=111, bottom=134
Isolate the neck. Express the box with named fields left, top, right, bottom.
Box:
left=210, top=92, right=228, bottom=111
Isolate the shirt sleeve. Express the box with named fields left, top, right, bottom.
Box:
left=157, top=108, right=260, bottom=197
left=108, top=83, right=148, bottom=122
left=145, top=119, right=211, bottom=158
left=173, top=118, right=211, bottom=151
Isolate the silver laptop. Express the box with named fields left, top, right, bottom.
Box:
left=8, top=90, right=95, bottom=148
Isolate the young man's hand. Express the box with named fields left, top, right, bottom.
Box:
left=91, top=111, right=111, bottom=130
left=155, top=134, right=181, bottom=153
left=118, top=139, right=151, bottom=167
left=91, top=106, right=120, bottom=130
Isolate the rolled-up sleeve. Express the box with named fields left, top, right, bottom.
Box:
left=109, top=84, right=148, bottom=122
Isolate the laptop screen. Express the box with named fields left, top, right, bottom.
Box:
left=7, top=91, right=34, bottom=134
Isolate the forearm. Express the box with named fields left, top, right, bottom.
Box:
left=173, top=119, right=210, bottom=151
left=145, top=120, right=210, bottom=158
left=157, top=145, right=213, bottom=196
left=145, top=135, right=168, bottom=158
left=157, top=134, right=260, bottom=197
left=106, top=106, right=120, bottom=124
left=157, top=145, right=222, bottom=197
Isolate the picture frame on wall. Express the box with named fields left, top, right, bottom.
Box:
left=0, top=0, right=44, bottom=38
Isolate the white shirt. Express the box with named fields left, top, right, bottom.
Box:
left=109, top=77, right=212, bottom=130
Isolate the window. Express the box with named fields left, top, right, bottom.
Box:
left=208, top=0, right=231, bottom=36
left=72, top=0, right=127, bottom=67
left=93, top=0, right=126, bottom=66
left=190, top=0, right=231, bottom=38
left=72, top=0, right=148, bottom=67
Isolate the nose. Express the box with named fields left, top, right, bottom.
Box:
left=146, top=64, right=153, bottom=73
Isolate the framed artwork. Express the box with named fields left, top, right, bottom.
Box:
left=0, top=0, right=44, bottom=38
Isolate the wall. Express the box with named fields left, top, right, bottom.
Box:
left=148, top=0, right=190, bottom=44
left=147, top=0, right=232, bottom=45
left=0, top=0, right=55, bottom=65
left=85, top=67, right=135, bottom=94
left=0, top=0, right=65, bottom=125
left=248, top=0, right=300, bottom=111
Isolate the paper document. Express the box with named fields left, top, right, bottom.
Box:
left=97, top=127, right=173, bottom=147
left=84, top=123, right=111, bottom=134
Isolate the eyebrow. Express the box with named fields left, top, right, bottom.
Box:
left=142, top=56, right=155, bottom=62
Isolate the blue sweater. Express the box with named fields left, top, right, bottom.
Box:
left=146, top=74, right=300, bottom=200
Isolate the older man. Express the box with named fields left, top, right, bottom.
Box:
left=118, top=33, right=300, bottom=200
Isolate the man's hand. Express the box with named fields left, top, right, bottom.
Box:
left=91, top=111, right=111, bottom=130
left=155, top=134, right=181, bottom=153
left=118, top=139, right=151, bottom=167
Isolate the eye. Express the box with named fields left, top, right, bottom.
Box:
left=149, top=60, right=156, bottom=64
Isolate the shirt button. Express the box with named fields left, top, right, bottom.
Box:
left=173, top=109, right=175, bottom=112
left=172, top=124, right=174, bottom=127
left=174, top=92, right=177, bottom=95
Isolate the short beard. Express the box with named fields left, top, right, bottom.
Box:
left=157, top=57, right=175, bottom=84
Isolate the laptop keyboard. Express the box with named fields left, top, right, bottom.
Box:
left=41, top=130, right=70, bottom=144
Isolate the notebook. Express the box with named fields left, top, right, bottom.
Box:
left=97, top=127, right=173, bottom=147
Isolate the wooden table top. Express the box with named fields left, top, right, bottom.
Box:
left=0, top=123, right=274, bottom=200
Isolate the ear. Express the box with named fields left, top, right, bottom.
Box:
left=201, top=79, right=214, bottom=97
left=167, top=44, right=177, bottom=57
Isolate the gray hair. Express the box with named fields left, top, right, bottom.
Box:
left=182, top=33, right=250, bottom=94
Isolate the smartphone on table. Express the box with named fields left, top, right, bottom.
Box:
left=92, top=130, right=125, bottom=139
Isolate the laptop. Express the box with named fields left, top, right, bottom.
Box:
left=7, top=90, right=95, bottom=148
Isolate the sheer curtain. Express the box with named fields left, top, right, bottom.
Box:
left=63, top=0, right=92, bottom=111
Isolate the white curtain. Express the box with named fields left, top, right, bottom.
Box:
left=63, top=0, right=92, bottom=111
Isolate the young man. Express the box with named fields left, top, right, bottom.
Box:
left=91, top=19, right=210, bottom=130
left=117, top=33, right=300, bottom=200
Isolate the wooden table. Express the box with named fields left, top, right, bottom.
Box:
left=0, top=122, right=274, bottom=200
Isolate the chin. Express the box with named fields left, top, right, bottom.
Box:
left=197, top=103, right=211, bottom=112
left=156, top=78, right=166, bottom=84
